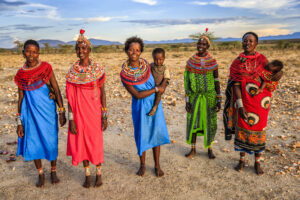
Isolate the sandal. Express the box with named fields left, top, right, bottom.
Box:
left=0, top=150, right=8, bottom=155
left=6, top=140, right=17, bottom=145
left=6, top=154, right=16, bottom=162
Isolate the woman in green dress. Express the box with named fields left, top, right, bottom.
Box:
left=184, top=35, right=221, bottom=159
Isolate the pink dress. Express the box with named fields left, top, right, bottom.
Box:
left=66, top=60, right=105, bottom=165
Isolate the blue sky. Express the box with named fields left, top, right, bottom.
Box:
left=0, top=0, right=300, bottom=48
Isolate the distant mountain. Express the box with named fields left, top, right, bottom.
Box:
left=38, top=38, right=122, bottom=47
left=217, top=32, right=300, bottom=42
left=144, top=38, right=194, bottom=44
left=12, top=32, right=300, bottom=49
left=38, top=40, right=66, bottom=47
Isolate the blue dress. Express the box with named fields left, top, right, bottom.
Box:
left=131, top=74, right=170, bottom=156
left=17, top=84, right=58, bottom=161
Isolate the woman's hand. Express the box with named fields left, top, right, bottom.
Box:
left=49, top=91, right=56, bottom=100
left=238, top=107, right=248, bottom=120
left=69, top=120, right=77, bottom=134
left=271, top=70, right=283, bottom=81
left=102, top=118, right=108, bottom=131
left=156, top=85, right=165, bottom=94
left=59, top=113, right=66, bottom=127
left=185, top=102, right=192, bottom=113
left=17, top=125, right=24, bottom=138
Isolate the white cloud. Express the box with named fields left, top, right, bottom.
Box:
left=132, top=0, right=157, bottom=6
left=191, top=0, right=300, bottom=15
left=190, top=1, right=209, bottom=6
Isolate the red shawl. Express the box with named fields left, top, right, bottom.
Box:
left=230, top=52, right=267, bottom=82
left=14, top=61, right=53, bottom=91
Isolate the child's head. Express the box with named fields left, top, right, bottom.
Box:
left=124, top=36, right=144, bottom=62
left=152, top=48, right=165, bottom=66
left=266, top=60, right=283, bottom=73
left=23, top=39, right=40, bottom=63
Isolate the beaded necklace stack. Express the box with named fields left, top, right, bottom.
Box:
left=120, top=58, right=151, bottom=85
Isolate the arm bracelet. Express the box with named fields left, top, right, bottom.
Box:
left=236, top=99, right=243, bottom=108
left=185, top=95, right=189, bottom=103
left=68, top=112, right=74, bottom=120
left=16, top=116, right=22, bottom=126
left=155, top=87, right=159, bottom=93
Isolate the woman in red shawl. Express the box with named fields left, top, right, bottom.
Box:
left=223, top=32, right=283, bottom=175
left=66, top=30, right=107, bottom=188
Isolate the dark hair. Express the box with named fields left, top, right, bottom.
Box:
left=124, top=36, right=144, bottom=53
left=242, top=32, right=258, bottom=42
left=270, top=60, right=284, bottom=71
left=152, top=48, right=165, bottom=58
left=23, top=39, right=40, bottom=50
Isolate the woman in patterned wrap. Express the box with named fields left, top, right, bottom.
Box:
left=184, top=35, right=221, bottom=159
left=223, top=32, right=283, bottom=175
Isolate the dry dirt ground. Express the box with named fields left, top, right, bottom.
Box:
left=0, top=49, right=299, bottom=200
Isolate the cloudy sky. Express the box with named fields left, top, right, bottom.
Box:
left=0, top=0, right=300, bottom=48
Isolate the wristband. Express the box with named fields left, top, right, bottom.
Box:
left=16, top=116, right=22, bottom=126
left=68, top=112, right=74, bottom=120
left=236, top=99, right=243, bottom=108
left=185, top=95, right=189, bottom=103
left=155, top=87, right=159, bottom=92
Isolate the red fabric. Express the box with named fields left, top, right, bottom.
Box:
left=230, top=52, right=272, bottom=131
left=14, top=61, right=53, bottom=91
left=230, top=52, right=267, bottom=82
left=66, top=81, right=104, bottom=166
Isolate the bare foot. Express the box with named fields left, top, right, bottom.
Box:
left=155, top=167, right=164, bottom=177
left=234, top=160, right=245, bottom=172
left=148, top=107, right=157, bottom=116
left=185, top=149, right=196, bottom=158
left=254, top=162, right=264, bottom=176
left=136, top=165, right=146, bottom=176
left=208, top=149, right=216, bottom=159
left=94, top=175, right=103, bottom=187
left=83, top=176, right=91, bottom=188
left=36, top=174, right=45, bottom=188
left=50, top=172, right=60, bottom=185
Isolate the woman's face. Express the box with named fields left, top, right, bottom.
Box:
left=197, top=39, right=208, bottom=55
left=127, top=42, right=141, bottom=62
left=242, top=34, right=257, bottom=54
left=23, top=44, right=39, bottom=64
left=76, top=42, right=90, bottom=60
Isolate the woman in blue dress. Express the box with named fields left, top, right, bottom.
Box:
left=120, top=36, right=170, bottom=177
left=15, top=40, right=66, bottom=187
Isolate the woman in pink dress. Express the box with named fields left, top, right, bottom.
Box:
left=66, top=30, right=107, bottom=188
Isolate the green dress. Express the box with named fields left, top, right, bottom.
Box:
left=185, top=53, right=218, bottom=148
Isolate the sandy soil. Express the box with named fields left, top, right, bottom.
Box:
left=0, top=49, right=299, bottom=200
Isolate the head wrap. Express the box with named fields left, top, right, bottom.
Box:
left=76, top=29, right=91, bottom=47
left=199, top=35, right=210, bottom=46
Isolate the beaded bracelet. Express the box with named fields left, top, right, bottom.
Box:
left=214, top=78, right=219, bottom=82
left=58, top=107, right=66, bottom=113
left=16, top=116, right=22, bottom=126
left=102, top=107, right=108, bottom=112
left=102, top=112, right=108, bottom=120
